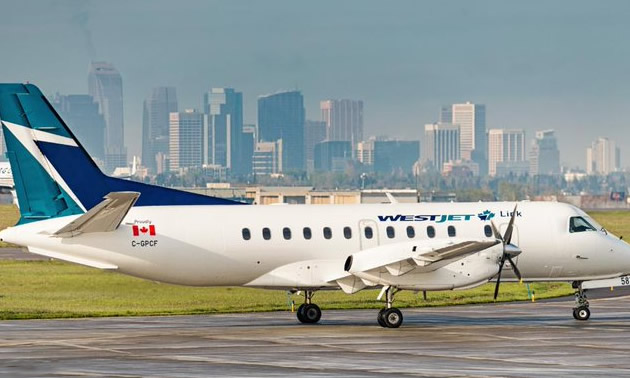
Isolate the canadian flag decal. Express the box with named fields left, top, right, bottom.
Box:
left=132, top=225, right=156, bottom=237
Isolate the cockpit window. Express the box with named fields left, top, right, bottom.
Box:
left=569, top=216, right=597, bottom=233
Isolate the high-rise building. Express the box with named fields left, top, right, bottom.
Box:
left=51, top=94, right=106, bottom=163
left=439, top=106, right=453, bottom=124
left=443, top=102, right=486, bottom=174
left=169, top=109, right=205, bottom=171
left=529, top=129, right=561, bottom=176
left=586, top=137, right=620, bottom=175
left=252, top=140, right=283, bottom=176
left=88, top=62, right=126, bottom=172
left=320, top=99, right=363, bottom=149
left=142, top=87, right=177, bottom=174
left=258, top=91, right=305, bottom=172
left=423, top=123, right=460, bottom=172
left=356, top=139, right=375, bottom=166
left=304, top=120, right=327, bottom=172
left=373, top=140, right=420, bottom=174
left=241, top=124, right=257, bottom=176
left=204, top=88, right=246, bottom=175
left=313, top=141, right=352, bottom=172
left=487, top=129, right=527, bottom=177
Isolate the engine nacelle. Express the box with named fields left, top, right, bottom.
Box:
left=346, top=242, right=503, bottom=291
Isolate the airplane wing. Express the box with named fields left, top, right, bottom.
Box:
left=53, top=192, right=140, bottom=238
left=245, top=239, right=501, bottom=294
left=335, top=238, right=500, bottom=293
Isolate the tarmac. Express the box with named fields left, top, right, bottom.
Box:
left=0, top=248, right=48, bottom=261
left=2, top=294, right=630, bottom=377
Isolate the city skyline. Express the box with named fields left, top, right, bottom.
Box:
left=1, top=1, right=629, bottom=168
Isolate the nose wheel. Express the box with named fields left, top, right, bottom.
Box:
left=573, top=306, right=590, bottom=321
left=296, top=290, right=321, bottom=324
left=377, top=286, right=404, bottom=328
left=572, top=281, right=590, bottom=321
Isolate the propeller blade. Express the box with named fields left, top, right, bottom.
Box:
left=503, top=205, right=518, bottom=245
left=490, top=221, right=503, bottom=242
left=493, top=256, right=506, bottom=300
left=506, top=255, right=522, bottom=282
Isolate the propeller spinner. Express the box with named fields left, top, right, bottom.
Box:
left=490, top=205, right=523, bottom=300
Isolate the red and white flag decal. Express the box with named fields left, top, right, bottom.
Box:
left=132, top=225, right=156, bottom=237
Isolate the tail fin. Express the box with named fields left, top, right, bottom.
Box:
left=0, top=83, right=243, bottom=224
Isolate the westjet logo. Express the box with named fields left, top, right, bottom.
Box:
left=378, top=214, right=476, bottom=223
left=377, top=210, right=510, bottom=223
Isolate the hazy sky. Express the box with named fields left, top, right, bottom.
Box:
left=1, top=0, right=629, bottom=168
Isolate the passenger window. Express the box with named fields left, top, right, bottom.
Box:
left=406, top=225, right=415, bottom=238
left=386, top=226, right=395, bottom=239
left=303, top=227, right=312, bottom=240
left=262, top=227, right=271, bottom=240
left=344, top=227, right=352, bottom=239
left=283, top=227, right=292, bottom=240
left=484, top=225, right=493, bottom=237
left=569, top=216, right=596, bottom=233
left=323, top=227, right=332, bottom=239
left=448, top=225, right=456, bottom=237
left=364, top=226, right=373, bottom=239
left=427, top=226, right=436, bottom=238
left=242, top=228, right=251, bottom=240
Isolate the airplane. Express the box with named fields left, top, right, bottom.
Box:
left=0, top=160, right=18, bottom=206
left=1, top=83, right=630, bottom=328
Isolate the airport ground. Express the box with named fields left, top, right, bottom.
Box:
left=2, top=293, right=630, bottom=377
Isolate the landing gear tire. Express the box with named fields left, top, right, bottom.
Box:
left=296, top=304, right=306, bottom=323
left=301, top=304, right=322, bottom=324
left=573, top=306, right=590, bottom=321
left=381, top=308, right=403, bottom=328
left=377, top=308, right=387, bottom=327
left=296, top=291, right=321, bottom=324
left=296, top=302, right=321, bottom=324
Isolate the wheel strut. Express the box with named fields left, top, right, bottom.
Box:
left=572, top=281, right=591, bottom=321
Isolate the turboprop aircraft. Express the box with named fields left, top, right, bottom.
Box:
left=1, top=83, right=630, bottom=328
left=0, top=161, right=17, bottom=206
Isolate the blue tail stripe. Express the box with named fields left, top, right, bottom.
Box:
left=37, top=141, right=242, bottom=209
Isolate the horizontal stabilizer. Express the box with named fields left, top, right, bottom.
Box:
left=54, top=192, right=140, bottom=237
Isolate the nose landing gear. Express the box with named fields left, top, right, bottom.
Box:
left=296, top=290, right=321, bottom=324
left=572, top=281, right=590, bottom=321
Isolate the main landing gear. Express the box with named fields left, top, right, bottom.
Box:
left=296, top=290, right=322, bottom=324
left=572, top=281, right=590, bottom=321
left=377, top=286, right=403, bottom=328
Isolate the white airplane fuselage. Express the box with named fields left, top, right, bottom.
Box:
left=2, top=200, right=629, bottom=290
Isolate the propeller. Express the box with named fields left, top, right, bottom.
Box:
left=491, top=205, right=523, bottom=300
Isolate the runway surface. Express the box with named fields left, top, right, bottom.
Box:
left=2, top=296, right=630, bottom=377
left=0, top=248, right=47, bottom=261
